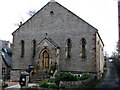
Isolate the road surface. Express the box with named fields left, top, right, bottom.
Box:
left=99, top=59, right=120, bottom=89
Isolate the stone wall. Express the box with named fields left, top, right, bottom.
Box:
left=59, top=75, right=96, bottom=88
left=96, top=33, right=104, bottom=79
left=10, top=70, right=21, bottom=81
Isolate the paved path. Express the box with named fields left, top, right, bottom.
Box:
left=6, top=81, right=19, bottom=87
left=4, top=83, right=38, bottom=90
left=99, top=59, right=120, bottom=89
left=5, top=84, right=20, bottom=89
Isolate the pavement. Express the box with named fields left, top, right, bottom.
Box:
left=98, top=59, right=120, bottom=89
left=6, top=81, right=19, bottom=87
left=4, top=82, right=38, bottom=89
left=6, top=84, right=20, bottom=89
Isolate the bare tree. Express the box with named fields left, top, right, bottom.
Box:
left=14, top=9, right=37, bottom=27
left=27, top=9, right=37, bottom=17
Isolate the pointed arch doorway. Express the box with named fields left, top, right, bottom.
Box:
left=42, top=50, right=50, bottom=70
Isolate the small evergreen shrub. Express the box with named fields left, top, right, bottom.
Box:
left=55, top=72, right=78, bottom=85
left=49, top=62, right=57, bottom=76
left=79, top=73, right=92, bottom=80
left=39, top=81, right=49, bottom=88
left=54, top=72, right=61, bottom=85
left=39, top=81, right=58, bottom=89
left=48, top=77, right=55, bottom=83
left=48, top=83, right=58, bottom=89
left=3, top=83, right=8, bottom=88
left=54, top=72, right=92, bottom=85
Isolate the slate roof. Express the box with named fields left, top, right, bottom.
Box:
left=0, top=47, right=12, bottom=67
left=37, top=37, right=60, bottom=49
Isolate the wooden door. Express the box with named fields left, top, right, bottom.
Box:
left=42, top=50, right=49, bottom=69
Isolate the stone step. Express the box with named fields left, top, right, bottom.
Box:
left=30, top=71, right=50, bottom=82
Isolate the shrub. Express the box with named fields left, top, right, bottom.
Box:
left=39, top=81, right=49, bottom=88
left=50, top=63, right=57, bottom=72
left=2, top=83, right=8, bottom=88
left=49, top=62, right=57, bottom=76
left=54, top=72, right=61, bottom=85
left=48, top=77, right=55, bottom=83
left=33, top=63, right=39, bottom=70
left=55, top=72, right=78, bottom=85
left=54, top=72, right=92, bottom=85
left=39, top=81, right=58, bottom=89
left=79, top=73, right=92, bottom=80
left=48, top=83, right=58, bottom=89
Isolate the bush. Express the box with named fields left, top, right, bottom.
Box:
left=39, top=81, right=58, bottom=89
left=3, top=83, right=8, bottom=88
left=48, top=77, right=55, bottom=83
left=49, top=62, right=57, bottom=76
left=54, top=72, right=92, bottom=85
left=79, top=73, right=92, bottom=80
left=55, top=72, right=78, bottom=85
left=54, top=72, right=61, bottom=85
left=39, top=72, right=92, bottom=88
left=48, top=83, right=58, bottom=89
left=39, top=81, right=49, bottom=88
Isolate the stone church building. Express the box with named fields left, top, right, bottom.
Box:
left=11, top=0, right=104, bottom=80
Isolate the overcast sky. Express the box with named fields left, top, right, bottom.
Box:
left=0, top=0, right=118, bottom=56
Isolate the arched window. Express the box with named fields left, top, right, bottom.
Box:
left=32, top=40, right=36, bottom=58
left=21, top=40, right=24, bottom=57
left=65, top=38, right=72, bottom=58
left=80, top=38, right=87, bottom=58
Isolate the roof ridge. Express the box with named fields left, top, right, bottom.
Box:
left=50, top=0, right=56, bottom=2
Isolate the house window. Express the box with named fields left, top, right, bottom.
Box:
left=65, top=38, right=72, bottom=58
left=80, top=38, right=87, bottom=58
left=32, top=39, right=36, bottom=58
left=2, top=67, right=5, bottom=76
left=21, top=40, right=24, bottom=57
